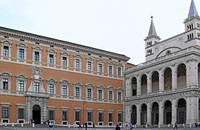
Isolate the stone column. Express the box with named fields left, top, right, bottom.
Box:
left=159, top=101, right=164, bottom=126
left=159, top=69, right=164, bottom=92
left=186, top=59, right=198, bottom=88
left=137, top=77, right=141, bottom=96
left=172, top=67, right=177, bottom=90
left=172, top=99, right=177, bottom=125
left=147, top=103, right=152, bottom=126
left=186, top=97, right=198, bottom=127
left=147, top=73, right=152, bottom=94
left=126, top=78, right=132, bottom=97
left=125, top=104, right=131, bottom=123
left=136, top=104, right=141, bottom=126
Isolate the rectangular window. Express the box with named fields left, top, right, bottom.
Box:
left=87, top=111, right=93, bottom=122
left=49, top=110, right=55, bottom=120
left=2, top=107, right=9, bottom=118
left=63, top=57, right=67, bottom=67
left=87, top=61, right=92, bottom=71
left=118, top=67, right=122, bottom=76
left=18, top=108, right=24, bottom=119
left=3, top=78, right=8, bottom=90
left=62, top=85, right=67, bottom=96
left=109, top=66, right=113, bottom=75
left=109, top=91, right=112, bottom=100
left=75, top=87, right=80, bottom=97
left=87, top=88, right=91, bottom=98
left=118, top=92, right=122, bottom=101
left=75, top=59, right=80, bottom=69
left=3, top=46, right=9, bottom=57
left=49, top=54, right=54, bottom=64
left=75, top=111, right=81, bottom=121
left=62, top=111, right=68, bottom=121
left=34, top=52, right=39, bottom=62
left=49, top=84, right=54, bottom=95
left=98, top=112, right=103, bottom=122
left=98, top=64, right=103, bottom=73
left=19, top=49, right=24, bottom=59
left=18, top=80, right=24, bottom=92
left=98, top=90, right=102, bottom=99
left=108, top=113, right=113, bottom=122
left=34, top=82, right=39, bottom=93
left=118, top=113, right=122, bottom=122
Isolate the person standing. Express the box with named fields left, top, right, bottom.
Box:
left=173, top=121, right=178, bottom=129
left=84, top=123, right=87, bottom=130
left=115, top=124, right=120, bottom=130
left=78, top=122, right=82, bottom=129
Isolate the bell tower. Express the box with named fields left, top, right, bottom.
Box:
left=144, top=16, right=161, bottom=61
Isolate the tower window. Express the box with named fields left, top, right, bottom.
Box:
left=147, top=41, right=152, bottom=46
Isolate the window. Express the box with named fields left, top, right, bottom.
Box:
left=63, top=57, right=67, bottom=67
left=62, top=85, right=67, bottom=96
left=108, top=113, right=113, bottom=122
left=34, top=52, right=39, bottom=62
left=75, top=87, right=80, bottom=97
left=19, top=49, right=24, bottom=59
left=75, top=111, right=81, bottom=121
left=34, top=82, right=39, bottom=93
left=98, top=112, right=103, bottom=122
left=108, top=66, right=113, bottom=75
left=108, top=91, right=113, bottom=100
left=118, top=113, right=122, bottom=122
left=3, top=78, right=8, bottom=90
left=49, top=54, right=54, bottom=64
left=87, top=88, right=92, bottom=98
left=98, top=64, right=103, bottom=73
left=75, top=59, right=80, bottom=69
left=18, top=108, right=24, bottom=119
left=74, top=82, right=82, bottom=98
left=49, top=84, right=54, bottom=95
left=2, top=107, right=9, bottom=118
left=3, top=46, right=9, bottom=57
left=98, top=90, right=102, bottom=99
left=87, top=61, right=92, bottom=71
left=118, top=92, right=122, bottom=101
left=62, top=111, right=68, bottom=121
left=18, top=80, right=24, bottom=92
left=118, top=67, right=122, bottom=76
left=87, top=111, right=93, bottom=122
left=60, top=80, right=70, bottom=97
left=49, top=110, right=55, bottom=120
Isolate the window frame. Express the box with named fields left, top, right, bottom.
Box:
left=85, top=84, right=94, bottom=100
left=73, top=82, right=82, bottom=99
left=32, top=46, right=43, bottom=64
left=17, top=43, right=28, bottom=62
left=74, top=55, right=82, bottom=70
left=61, top=52, right=70, bottom=68
left=16, top=74, right=27, bottom=93
left=47, top=79, right=57, bottom=96
left=97, top=85, right=105, bottom=101
left=60, top=80, right=70, bottom=97
left=0, top=73, right=12, bottom=93
left=97, top=59, right=105, bottom=74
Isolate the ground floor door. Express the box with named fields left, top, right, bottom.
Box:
left=32, top=105, right=41, bottom=124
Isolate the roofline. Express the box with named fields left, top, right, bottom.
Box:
left=0, top=26, right=130, bottom=61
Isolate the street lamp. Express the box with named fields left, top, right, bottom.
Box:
left=83, top=101, right=86, bottom=126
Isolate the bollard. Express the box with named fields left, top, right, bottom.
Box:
left=4, top=122, right=7, bottom=127
left=12, top=123, right=14, bottom=127
left=146, top=124, right=148, bottom=128
left=32, top=123, right=35, bottom=127
left=21, top=123, right=24, bottom=127
left=68, top=124, right=70, bottom=128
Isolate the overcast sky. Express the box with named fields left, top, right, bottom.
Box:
left=0, top=0, right=199, bottom=64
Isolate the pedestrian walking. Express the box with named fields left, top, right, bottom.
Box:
left=129, top=122, right=133, bottom=130
left=84, top=123, right=87, bottom=130
left=115, top=124, right=120, bottom=130
left=173, top=121, right=178, bottom=129
left=78, top=122, right=82, bottom=129
left=49, top=122, right=55, bottom=130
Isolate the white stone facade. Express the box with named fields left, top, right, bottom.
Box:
left=124, top=0, right=200, bottom=127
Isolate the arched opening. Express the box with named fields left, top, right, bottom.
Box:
left=177, top=99, right=186, bottom=124
left=131, top=105, right=137, bottom=125
left=164, top=100, right=172, bottom=124
left=198, top=63, right=200, bottom=86
left=199, top=99, right=200, bottom=122
left=152, top=71, right=159, bottom=92
left=132, top=77, right=137, bottom=96
left=32, top=105, right=41, bottom=124
left=141, top=104, right=147, bottom=125
left=164, top=68, right=172, bottom=90
left=177, top=64, right=186, bottom=88
left=151, top=102, right=159, bottom=125
left=141, top=75, right=147, bottom=95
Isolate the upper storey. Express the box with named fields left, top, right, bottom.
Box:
left=0, top=26, right=130, bottom=79
left=145, top=0, right=200, bottom=62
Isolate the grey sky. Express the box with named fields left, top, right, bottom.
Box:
left=0, top=0, right=198, bottom=64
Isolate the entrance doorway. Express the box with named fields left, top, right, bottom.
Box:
left=32, top=105, right=41, bottom=124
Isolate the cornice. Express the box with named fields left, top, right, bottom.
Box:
left=0, top=26, right=130, bottom=61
